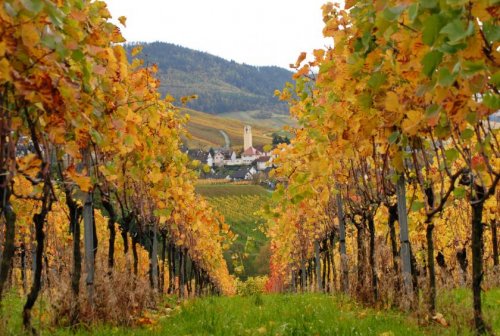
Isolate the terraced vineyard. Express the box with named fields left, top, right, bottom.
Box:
left=195, top=184, right=271, bottom=278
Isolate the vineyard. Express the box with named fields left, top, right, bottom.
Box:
left=196, top=184, right=271, bottom=278
left=0, top=0, right=499, bottom=335
left=264, top=0, right=499, bottom=335
left=0, top=0, right=234, bottom=334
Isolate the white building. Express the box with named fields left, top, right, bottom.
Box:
left=207, top=125, right=273, bottom=168
left=207, top=153, right=213, bottom=167
left=255, top=156, right=272, bottom=171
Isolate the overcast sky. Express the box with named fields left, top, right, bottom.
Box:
left=105, top=0, right=332, bottom=69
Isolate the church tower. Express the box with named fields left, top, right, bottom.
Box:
left=243, top=125, right=252, bottom=150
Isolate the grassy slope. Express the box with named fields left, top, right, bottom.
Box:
left=195, top=184, right=271, bottom=278
left=3, top=290, right=499, bottom=335
left=219, top=110, right=296, bottom=129
left=181, top=109, right=274, bottom=149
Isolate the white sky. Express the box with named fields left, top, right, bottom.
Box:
left=104, top=0, right=332, bottom=69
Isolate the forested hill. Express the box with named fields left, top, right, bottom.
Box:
left=125, top=42, right=292, bottom=117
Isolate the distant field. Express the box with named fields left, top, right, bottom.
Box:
left=181, top=109, right=274, bottom=149
left=220, top=110, right=296, bottom=129
left=196, top=184, right=271, bottom=278
left=195, top=184, right=270, bottom=197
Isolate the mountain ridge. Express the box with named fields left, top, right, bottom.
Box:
left=125, top=42, right=293, bottom=124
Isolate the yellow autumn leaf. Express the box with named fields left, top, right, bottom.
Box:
left=73, top=175, right=92, bottom=192
left=293, top=52, right=307, bottom=68
left=21, top=23, right=40, bottom=48
left=66, top=166, right=92, bottom=192
left=118, top=15, right=127, bottom=27
left=0, top=41, right=6, bottom=57
left=402, top=110, right=424, bottom=136
left=385, top=91, right=399, bottom=112
left=65, top=141, right=81, bottom=159
left=131, top=46, right=143, bottom=57
left=0, top=58, right=12, bottom=83
left=391, top=152, right=404, bottom=172
left=149, top=170, right=163, bottom=184
left=17, top=154, right=41, bottom=178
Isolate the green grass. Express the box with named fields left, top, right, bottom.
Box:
left=3, top=290, right=499, bottom=335
left=436, top=287, right=500, bottom=334
left=196, top=184, right=271, bottom=278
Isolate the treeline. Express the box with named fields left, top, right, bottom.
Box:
left=265, top=1, right=498, bottom=335
left=125, top=42, right=290, bottom=114
left=0, top=0, right=234, bottom=333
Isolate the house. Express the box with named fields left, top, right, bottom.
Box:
left=255, top=156, right=272, bottom=171
left=186, top=149, right=209, bottom=163
left=241, top=147, right=261, bottom=164
left=224, top=151, right=243, bottom=166
left=213, top=151, right=226, bottom=167
left=230, top=166, right=257, bottom=181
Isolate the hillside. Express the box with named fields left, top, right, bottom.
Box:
left=126, top=42, right=294, bottom=126
left=182, top=109, right=273, bottom=149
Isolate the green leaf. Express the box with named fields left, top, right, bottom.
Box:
left=367, top=72, right=387, bottom=90
left=71, top=50, right=85, bottom=62
left=491, top=72, right=500, bottom=88
left=388, top=131, right=400, bottom=144
left=425, top=104, right=440, bottom=115
left=20, top=0, right=44, bottom=14
left=357, top=92, right=372, bottom=109
left=408, top=3, right=419, bottom=22
left=482, top=21, right=500, bottom=44
left=460, top=128, right=474, bottom=140
left=483, top=93, right=500, bottom=110
left=41, top=34, right=57, bottom=50
left=453, top=187, right=466, bottom=199
left=437, top=68, right=455, bottom=87
left=466, top=112, right=477, bottom=125
left=295, top=172, right=308, bottom=184
left=462, top=60, right=486, bottom=76
left=90, top=129, right=103, bottom=146
left=45, top=2, right=64, bottom=28
left=439, top=42, right=467, bottom=54
left=421, top=50, right=443, bottom=77
left=411, top=201, right=425, bottom=212
left=445, top=0, right=468, bottom=5
left=291, top=193, right=305, bottom=205
left=440, top=20, right=474, bottom=44
left=74, top=0, right=84, bottom=10
left=389, top=173, right=400, bottom=185
left=445, top=148, right=459, bottom=162
left=435, top=121, right=451, bottom=139
left=383, top=5, right=405, bottom=21
left=420, top=0, right=437, bottom=8
left=423, top=15, right=444, bottom=46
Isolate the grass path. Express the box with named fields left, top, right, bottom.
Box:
left=2, top=290, right=499, bottom=335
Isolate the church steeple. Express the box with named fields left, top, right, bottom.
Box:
left=244, top=125, right=252, bottom=150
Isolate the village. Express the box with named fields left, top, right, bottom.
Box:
left=187, top=126, right=276, bottom=182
